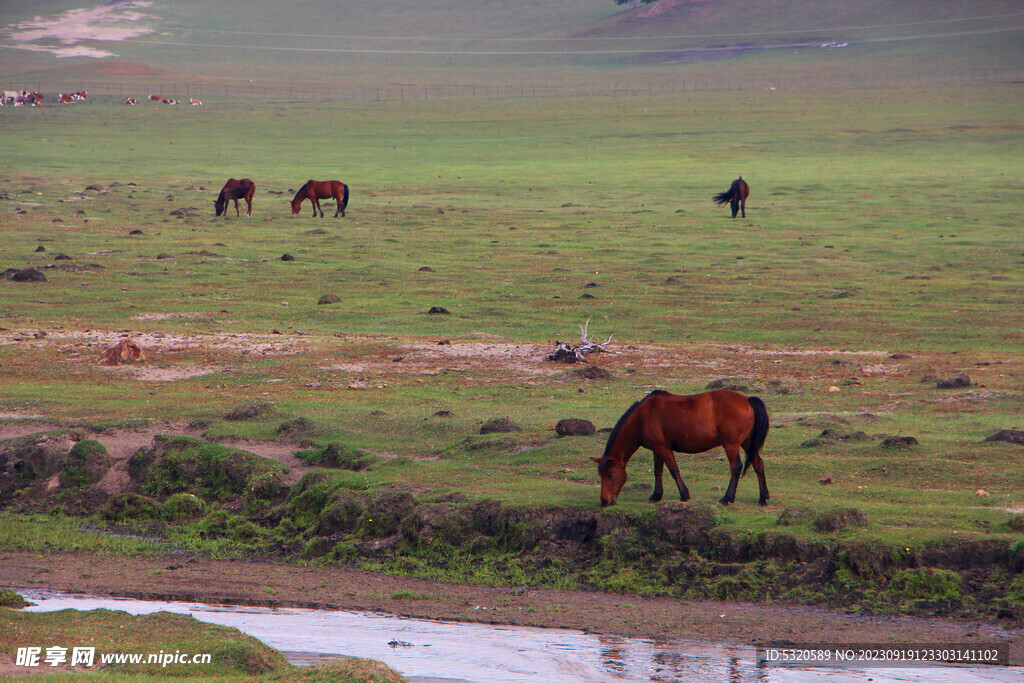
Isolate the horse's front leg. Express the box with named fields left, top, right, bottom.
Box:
left=720, top=444, right=743, bottom=505
left=650, top=454, right=664, bottom=502
left=233, top=199, right=240, bottom=217
left=652, top=448, right=689, bottom=502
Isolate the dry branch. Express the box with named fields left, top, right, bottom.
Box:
left=546, top=318, right=614, bottom=363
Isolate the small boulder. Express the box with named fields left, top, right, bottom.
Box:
left=10, top=268, right=47, bottom=282
left=480, top=417, right=520, bottom=434
left=881, top=435, right=919, bottom=448
left=984, top=429, right=1024, bottom=445
left=555, top=419, right=596, bottom=436
left=937, top=374, right=970, bottom=389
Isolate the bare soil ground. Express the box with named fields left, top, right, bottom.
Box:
left=2, top=550, right=1021, bottom=663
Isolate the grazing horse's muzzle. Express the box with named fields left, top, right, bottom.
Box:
left=600, top=497, right=616, bottom=507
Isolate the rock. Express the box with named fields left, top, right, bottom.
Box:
left=223, top=401, right=275, bottom=421
left=555, top=419, right=596, bottom=436
left=881, top=435, right=919, bottom=448
left=813, top=507, right=867, bottom=531
left=427, top=306, right=450, bottom=315
left=97, top=338, right=145, bottom=365
left=480, top=417, right=520, bottom=434
left=573, top=366, right=612, bottom=380
left=281, top=253, right=295, bottom=261
left=317, top=294, right=340, bottom=305
left=10, top=268, right=47, bottom=282
left=937, top=374, right=970, bottom=389
left=984, top=429, right=1024, bottom=445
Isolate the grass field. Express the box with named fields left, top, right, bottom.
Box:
left=2, top=83, right=1022, bottom=542
left=1, top=1, right=1023, bottom=620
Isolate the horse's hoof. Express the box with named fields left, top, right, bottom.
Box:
left=718, top=498, right=733, bottom=506
left=758, top=499, right=768, bottom=507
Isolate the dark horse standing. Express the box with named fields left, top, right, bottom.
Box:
left=712, top=176, right=750, bottom=218
left=593, top=389, right=770, bottom=507
left=290, top=179, right=349, bottom=217
left=214, top=178, right=256, bottom=217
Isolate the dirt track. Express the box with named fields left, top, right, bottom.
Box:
left=2, top=550, right=1021, bottom=665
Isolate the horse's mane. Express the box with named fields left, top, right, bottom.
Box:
left=600, top=390, right=667, bottom=467
left=291, top=180, right=313, bottom=203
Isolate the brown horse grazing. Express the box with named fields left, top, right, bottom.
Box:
left=290, top=179, right=349, bottom=218
left=712, top=176, right=750, bottom=218
left=593, top=389, right=770, bottom=507
left=214, top=178, right=256, bottom=217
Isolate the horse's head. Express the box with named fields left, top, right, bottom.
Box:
left=290, top=198, right=301, bottom=215
left=592, top=456, right=626, bottom=507
left=214, top=197, right=225, bottom=216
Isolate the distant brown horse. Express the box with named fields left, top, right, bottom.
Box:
left=712, top=176, right=750, bottom=218
left=290, top=179, right=349, bottom=218
left=214, top=178, right=256, bottom=217
left=593, top=389, right=770, bottom=507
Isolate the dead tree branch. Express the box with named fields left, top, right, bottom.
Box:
left=546, top=318, right=614, bottom=363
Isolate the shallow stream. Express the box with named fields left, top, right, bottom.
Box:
left=21, top=591, right=1020, bottom=682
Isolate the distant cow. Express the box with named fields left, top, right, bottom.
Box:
left=149, top=94, right=169, bottom=104
left=190, top=98, right=203, bottom=106
left=215, top=178, right=256, bottom=217
left=124, top=97, right=139, bottom=105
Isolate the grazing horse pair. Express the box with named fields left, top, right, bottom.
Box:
left=290, top=179, right=349, bottom=218
left=713, top=176, right=750, bottom=218
left=594, top=389, right=770, bottom=507
left=215, top=178, right=256, bottom=217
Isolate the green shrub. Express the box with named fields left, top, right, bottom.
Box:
left=103, top=493, right=162, bottom=522
left=162, top=493, right=207, bottom=521
left=891, top=568, right=963, bottom=601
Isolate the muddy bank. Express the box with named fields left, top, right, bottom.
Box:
left=2, top=550, right=1021, bottom=665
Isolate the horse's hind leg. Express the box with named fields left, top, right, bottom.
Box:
left=748, top=452, right=769, bottom=506
left=720, top=444, right=743, bottom=505
left=731, top=199, right=739, bottom=219
left=740, top=198, right=746, bottom=218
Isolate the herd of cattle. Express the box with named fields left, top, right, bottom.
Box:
left=0, top=90, right=202, bottom=107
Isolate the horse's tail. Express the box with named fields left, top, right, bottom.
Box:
left=341, top=182, right=350, bottom=211
left=712, top=186, right=735, bottom=206
left=742, top=396, right=769, bottom=476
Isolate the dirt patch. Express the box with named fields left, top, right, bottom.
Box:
left=1, top=1, right=156, bottom=59
left=1, top=550, right=1020, bottom=662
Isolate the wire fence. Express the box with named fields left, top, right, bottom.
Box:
left=7, top=68, right=1021, bottom=103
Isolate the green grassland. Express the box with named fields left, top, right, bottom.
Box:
left=2, top=84, right=1021, bottom=540
left=0, top=603, right=404, bottom=681
left=1, top=0, right=1022, bottom=619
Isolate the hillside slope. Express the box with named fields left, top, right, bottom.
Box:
left=1, top=1, right=1021, bottom=90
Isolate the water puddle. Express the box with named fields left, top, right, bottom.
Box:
left=20, top=591, right=1020, bottom=683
